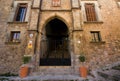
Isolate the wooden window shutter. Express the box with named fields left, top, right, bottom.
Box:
left=85, top=3, right=97, bottom=21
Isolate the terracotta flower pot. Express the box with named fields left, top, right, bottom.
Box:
left=19, top=66, right=29, bottom=78
left=80, top=66, right=87, bottom=78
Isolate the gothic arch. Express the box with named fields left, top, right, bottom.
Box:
left=41, top=15, right=70, bottom=35
left=40, top=16, right=71, bottom=66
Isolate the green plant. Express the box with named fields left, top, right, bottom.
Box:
left=23, top=55, right=31, bottom=64
left=79, top=55, right=85, bottom=62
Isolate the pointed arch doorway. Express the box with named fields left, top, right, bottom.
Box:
left=40, top=18, right=71, bottom=66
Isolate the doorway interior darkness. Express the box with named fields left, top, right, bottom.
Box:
left=40, top=18, right=71, bottom=66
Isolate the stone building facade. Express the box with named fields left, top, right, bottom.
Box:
left=0, top=0, right=120, bottom=75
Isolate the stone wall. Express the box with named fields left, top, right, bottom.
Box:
left=0, top=0, right=33, bottom=74
left=0, top=0, right=120, bottom=75
left=0, top=0, right=18, bottom=74
left=79, top=0, right=120, bottom=70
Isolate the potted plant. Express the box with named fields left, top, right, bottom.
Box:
left=23, top=55, right=31, bottom=64
left=79, top=53, right=87, bottom=78
left=19, top=55, right=31, bottom=78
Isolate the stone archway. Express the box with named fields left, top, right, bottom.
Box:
left=40, top=18, right=71, bottom=66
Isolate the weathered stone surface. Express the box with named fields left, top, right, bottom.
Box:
left=0, top=0, right=120, bottom=76
left=41, top=0, right=71, bottom=10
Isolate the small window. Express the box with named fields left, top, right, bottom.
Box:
left=85, top=3, right=97, bottom=21
left=14, top=3, right=27, bottom=22
left=11, top=31, right=20, bottom=42
left=52, top=0, right=61, bottom=7
left=91, top=31, right=101, bottom=42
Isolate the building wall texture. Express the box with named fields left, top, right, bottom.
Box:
left=0, top=0, right=120, bottom=75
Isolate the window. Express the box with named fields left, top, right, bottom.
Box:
left=91, top=31, right=101, bottom=42
left=81, top=1, right=102, bottom=22
left=11, top=31, right=20, bottom=42
left=14, top=3, right=27, bottom=22
left=52, top=0, right=61, bottom=7
left=85, top=3, right=97, bottom=21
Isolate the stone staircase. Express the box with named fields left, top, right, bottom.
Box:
left=9, top=62, right=120, bottom=81
left=26, top=68, right=85, bottom=81
left=33, top=67, right=75, bottom=75
left=9, top=67, right=88, bottom=81
left=97, top=66, right=120, bottom=81
left=10, top=74, right=87, bottom=81
left=89, top=61, right=120, bottom=81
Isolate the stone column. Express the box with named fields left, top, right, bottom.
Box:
left=32, top=0, right=40, bottom=8
left=72, top=9, right=82, bottom=30
left=72, top=0, right=79, bottom=8
left=72, top=0, right=83, bottom=54
left=29, top=9, right=39, bottom=30
left=71, top=0, right=83, bottom=30
left=71, top=0, right=84, bottom=74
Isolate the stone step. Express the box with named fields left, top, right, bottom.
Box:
left=10, top=75, right=87, bottom=81
left=98, top=69, right=120, bottom=76
left=112, top=65, right=120, bottom=70
left=97, top=69, right=120, bottom=81
left=34, top=67, right=75, bottom=75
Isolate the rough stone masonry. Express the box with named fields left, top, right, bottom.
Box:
left=0, top=0, right=119, bottom=75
